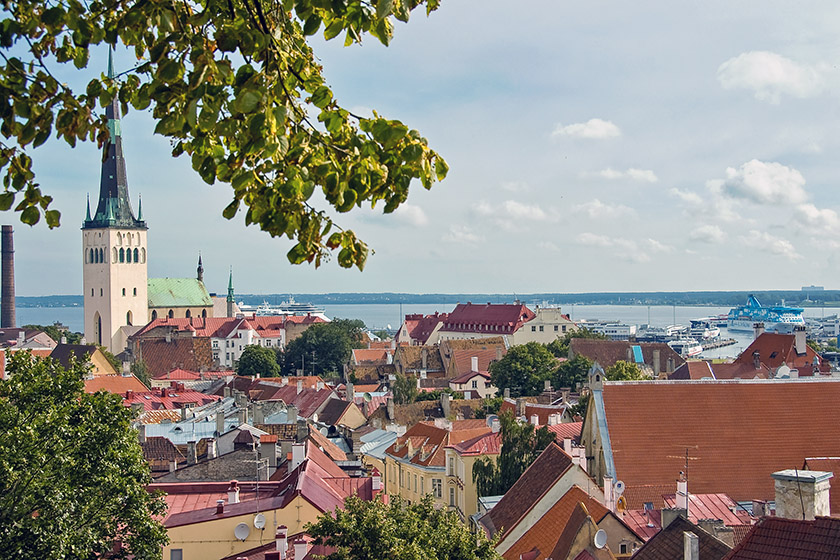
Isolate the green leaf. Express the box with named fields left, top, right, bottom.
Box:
left=20, top=206, right=39, bottom=225
left=0, top=193, right=14, bottom=211
left=434, top=157, right=449, bottom=181
left=310, top=86, right=332, bottom=109
left=233, top=89, right=261, bottom=114
left=377, top=0, right=394, bottom=20
left=222, top=199, right=239, bottom=219
left=303, top=15, right=322, bottom=36
left=45, top=209, right=61, bottom=228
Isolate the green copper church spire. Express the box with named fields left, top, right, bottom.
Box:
left=85, top=193, right=91, bottom=222
left=226, top=268, right=235, bottom=317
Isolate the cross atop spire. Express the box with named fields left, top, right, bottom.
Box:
left=83, top=48, right=145, bottom=231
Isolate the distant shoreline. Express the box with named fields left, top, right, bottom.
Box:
left=13, top=290, right=840, bottom=308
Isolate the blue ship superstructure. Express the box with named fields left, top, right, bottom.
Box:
left=727, top=295, right=805, bottom=332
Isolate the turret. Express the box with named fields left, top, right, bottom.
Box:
left=226, top=268, right=234, bottom=317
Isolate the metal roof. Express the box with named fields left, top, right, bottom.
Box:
left=148, top=277, right=213, bottom=308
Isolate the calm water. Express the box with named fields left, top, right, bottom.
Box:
left=21, top=303, right=840, bottom=360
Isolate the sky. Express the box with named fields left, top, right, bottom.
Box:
left=15, top=1, right=840, bottom=295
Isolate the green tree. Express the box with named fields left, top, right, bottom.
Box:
left=605, top=360, right=648, bottom=381
left=283, top=319, right=364, bottom=376
left=0, top=0, right=447, bottom=269
left=489, top=341, right=559, bottom=397
left=391, top=370, right=418, bottom=405
left=546, top=328, right=608, bottom=359
left=306, top=494, right=499, bottom=560
left=472, top=411, right=555, bottom=498
left=99, top=344, right=122, bottom=371
left=22, top=324, right=82, bottom=344
left=237, top=344, right=281, bottom=377
left=553, top=354, right=594, bottom=390
left=131, top=359, right=152, bottom=388
left=0, top=351, right=168, bottom=558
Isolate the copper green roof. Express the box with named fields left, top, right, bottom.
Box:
left=147, top=278, right=212, bottom=308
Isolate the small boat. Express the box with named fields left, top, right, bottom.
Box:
left=668, top=338, right=703, bottom=358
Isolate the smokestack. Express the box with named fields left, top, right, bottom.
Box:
left=1, top=225, right=14, bottom=328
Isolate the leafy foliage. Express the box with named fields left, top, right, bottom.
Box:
left=0, top=351, right=168, bottom=558
left=391, top=370, right=418, bottom=405
left=99, top=344, right=122, bottom=370
left=414, top=387, right=462, bottom=402
left=489, top=341, right=559, bottom=397
left=306, top=494, right=499, bottom=560
left=554, top=354, right=594, bottom=390
left=131, top=359, right=152, bottom=388
left=0, top=0, right=448, bottom=269
left=546, top=328, right=608, bottom=359
left=472, top=411, right=555, bottom=498
left=22, top=323, right=81, bottom=344
left=473, top=396, right=503, bottom=419
left=237, top=343, right=281, bottom=377
left=282, top=318, right=364, bottom=376
left=605, top=360, right=648, bottom=381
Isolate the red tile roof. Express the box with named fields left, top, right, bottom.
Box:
left=598, top=379, right=840, bottom=502
left=154, top=368, right=201, bottom=381
left=734, top=333, right=829, bottom=373
left=661, top=492, right=751, bottom=527
left=503, top=486, right=609, bottom=560
left=134, top=315, right=325, bottom=339
left=723, top=516, right=840, bottom=560
left=450, top=431, right=502, bottom=456
left=633, top=515, right=732, bottom=560
left=546, top=422, right=583, bottom=443
left=123, top=386, right=221, bottom=411
left=500, top=398, right=567, bottom=426
left=442, top=303, right=535, bottom=335
left=449, top=370, right=492, bottom=385
left=401, top=312, right=448, bottom=345
left=386, top=420, right=490, bottom=467
left=802, top=457, right=840, bottom=515
left=570, top=339, right=684, bottom=371
left=450, top=349, right=505, bottom=376
left=480, top=442, right=573, bottom=539
left=136, top=337, right=213, bottom=378
left=352, top=348, right=389, bottom=364
left=84, top=374, right=148, bottom=394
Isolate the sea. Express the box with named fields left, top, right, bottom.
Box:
left=19, top=302, right=840, bottom=360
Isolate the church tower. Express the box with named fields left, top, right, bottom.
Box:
left=82, top=52, right=148, bottom=353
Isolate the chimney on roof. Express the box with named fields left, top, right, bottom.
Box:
left=346, top=382, right=355, bottom=401
left=752, top=499, right=768, bottom=517
left=60, top=335, right=66, bottom=344
left=130, top=401, right=144, bottom=416
left=281, top=376, right=288, bottom=386
left=421, top=347, right=428, bottom=369
left=296, top=418, right=308, bottom=442
left=661, top=507, right=687, bottom=529
left=187, top=441, right=197, bottom=465
left=276, top=525, right=288, bottom=557
left=180, top=405, right=189, bottom=421
left=515, top=397, right=527, bottom=417
left=215, top=499, right=225, bottom=515
left=1, top=225, right=15, bottom=329
left=260, top=435, right=277, bottom=469
left=471, top=356, right=479, bottom=372
left=794, top=325, right=807, bottom=355
left=227, top=479, right=240, bottom=504
left=504, top=387, right=510, bottom=399
left=667, top=356, right=675, bottom=373
left=753, top=322, right=765, bottom=340
left=237, top=408, right=247, bottom=426
left=169, top=459, right=177, bottom=472
left=206, top=438, right=217, bottom=460
left=122, top=361, right=130, bottom=376
left=296, top=379, right=303, bottom=394
left=293, top=539, right=308, bottom=560
left=136, top=424, right=146, bottom=444
left=676, top=478, right=689, bottom=512
left=316, top=381, right=324, bottom=391
left=753, top=351, right=761, bottom=370
left=491, top=418, right=500, bottom=433
left=371, top=467, right=382, bottom=492
left=440, top=392, right=451, bottom=418
left=772, top=469, right=832, bottom=520
left=697, top=519, right=734, bottom=548
left=683, top=532, right=699, bottom=560
left=530, top=414, right=539, bottom=426
left=216, top=411, right=225, bottom=437
left=603, top=476, right=616, bottom=511
left=386, top=396, right=395, bottom=420
left=626, top=347, right=633, bottom=362
left=653, top=349, right=661, bottom=378
left=291, top=442, right=305, bottom=470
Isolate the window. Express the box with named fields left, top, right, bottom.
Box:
left=414, top=475, right=418, bottom=492
left=170, top=550, right=183, bottom=560
left=186, top=310, right=191, bottom=318
left=168, top=309, right=174, bottom=318
left=554, top=325, right=559, bottom=332
left=449, top=487, right=455, bottom=506
left=432, top=478, right=442, bottom=498
left=202, top=309, right=207, bottom=318
left=471, top=380, right=478, bottom=389
left=562, top=325, right=567, bottom=333
left=133, top=287, right=137, bottom=296
left=421, top=477, right=424, bottom=494
left=119, top=248, right=125, bottom=263
left=151, top=310, right=157, bottom=320
left=100, top=288, right=103, bottom=296
left=91, top=288, right=94, bottom=296
left=400, top=470, right=404, bottom=488
left=89, top=249, right=93, bottom=263
left=531, top=325, right=536, bottom=332
left=448, top=458, right=454, bottom=476
left=133, top=248, right=139, bottom=262
left=539, top=325, right=544, bottom=332
left=126, top=311, right=132, bottom=326
left=126, top=248, right=132, bottom=263
left=122, top=288, right=126, bottom=296
left=620, top=544, right=629, bottom=555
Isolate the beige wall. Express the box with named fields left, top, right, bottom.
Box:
left=163, top=495, right=319, bottom=560
left=450, top=376, right=498, bottom=399
left=512, top=308, right=578, bottom=346
left=83, top=228, right=149, bottom=353
left=445, top=448, right=497, bottom=523
left=384, top=455, right=446, bottom=509
left=337, top=404, right=367, bottom=430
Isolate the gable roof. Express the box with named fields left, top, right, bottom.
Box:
left=450, top=431, right=502, bottom=456
left=386, top=420, right=490, bottom=468
left=503, top=486, right=609, bottom=560
left=734, top=332, right=829, bottom=373
left=84, top=374, right=148, bottom=394
left=441, top=303, right=535, bottom=335
left=480, top=442, right=573, bottom=539
left=722, top=516, right=840, bottom=560
left=570, top=339, right=684, bottom=371
left=633, top=515, right=731, bottom=560
left=400, top=312, right=447, bottom=345
left=450, top=369, right=492, bottom=385
left=50, top=344, right=97, bottom=368
left=136, top=337, right=213, bottom=378
left=500, top=398, right=567, bottom=426
left=147, top=277, right=213, bottom=308
left=596, top=379, right=840, bottom=502
left=449, top=348, right=505, bottom=376
left=317, top=398, right=352, bottom=426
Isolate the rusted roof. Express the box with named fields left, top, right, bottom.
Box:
left=633, top=515, right=731, bottom=560
left=570, top=339, right=684, bottom=370
left=442, top=303, right=535, bottom=335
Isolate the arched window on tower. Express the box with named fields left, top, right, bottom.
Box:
left=126, top=311, right=133, bottom=326
left=89, top=249, right=93, bottom=264
left=202, top=309, right=207, bottom=318
left=113, top=248, right=118, bottom=262
left=168, top=309, right=174, bottom=319
left=185, top=310, right=191, bottom=318
left=151, top=310, right=158, bottom=320
left=99, top=248, right=104, bottom=263
left=140, top=248, right=146, bottom=263
left=94, top=312, right=102, bottom=346
left=117, top=234, right=122, bottom=246
left=133, top=248, right=139, bottom=262
left=126, top=249, right=132, bottom=263
left=119, top=248, right=125, bottom=263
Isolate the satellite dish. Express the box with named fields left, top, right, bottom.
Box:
left=485, top=414, right=500, bottom=427
left=614, top=480, right=625, bottom=497
left=363, top=392, right=373, bottom=402
left=593, top=529, right=607, bottom=549
left=234, top=522, right=250, bottom=541
left=253, top=513, right=266, bottom=529
left=387, top=324, right=392, bottom=330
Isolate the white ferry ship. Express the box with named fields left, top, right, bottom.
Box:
left=726, top=295, right=804, bottom=333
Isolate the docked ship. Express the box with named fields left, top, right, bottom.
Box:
left=238, top=296, right=327, bottom=318
left=726, top=295, right=804, bottom=333
left=667, top=338, right=703, bottom=358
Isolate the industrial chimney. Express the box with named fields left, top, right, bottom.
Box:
left=1, top=225, right=15, bottom=328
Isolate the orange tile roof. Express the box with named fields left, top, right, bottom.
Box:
left=450, top=348, right=505, bottom=375
left=599, top=379, right=840, bottom=502
left=734, top=332, right=829, bottom=373
left=84, top=375, right=148, bottom=394
left=802, top=457, right=840, bottom=515
left=546, top=422, right=583, bottom=443
left=500, top=398, right=566, bottom=425
left=450, top=431, right=501, bottom=456
left=386, top=420, right=490, bottom=467
left=723, top=516, right=840, bottom=560
left=503, top=485, right=609, bottom=560
left=352, top=348, right=389, bottom=364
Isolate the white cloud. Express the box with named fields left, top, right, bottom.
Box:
left=689, top=224, right=725, bottom=244
left=552, top=118, right=621, bottom=139
left=669, top=188, right=703, bottom=206
left=576, top=233, right=651, bottom=263
left=739, top=230, right=799, bottom=260
left=717, top=51, right=824, bottom=104
left=538, top=241, right=561, bottom=252
left=795, top=203, right=840, bottom=236
left=501, top=181, right=530, bottom=193
left=573, top=198, right=635, bottom=219
left=723, top=159, right=808, bottom=205
left=475, top=199, right=553, bottom=231
left=392, top=204, right=428, bottom=226
left=442, top=225, right=483, bottom=245
left=645, top=238, right=674, bottom=253
left=583, top=168, right=658, bottom=183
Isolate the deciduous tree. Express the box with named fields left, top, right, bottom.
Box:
left=0, top=351, right=168, bottom=558
left=0, top=0, right=448, bottom=269
left=237, top=343, right=281, bottom=377
left=489, top=341, right=559, bottom=397
left=605, top=359, right=648, bottom=381
left=306, top=494, right=499, bottom=560
left=283, top=318, right=364, bottom=376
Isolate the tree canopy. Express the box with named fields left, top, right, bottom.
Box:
left=546, top=328, right=608, bottom=359
left=554, top=354, right=594, bottom=389
left=237, top=343, right=281, bottom=377
left=283, top=318, right=365, bottom=376
left=489, top=341, right=559, bottom=397
left=306, top=494, right=499, bottom=560
left=472, top=411, right=555, bottom=498
left=605, top=359, right=648, bottom=381
left=0, top=351, right=168, bottom=559
left=0, top=0, right=448, bottom=269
